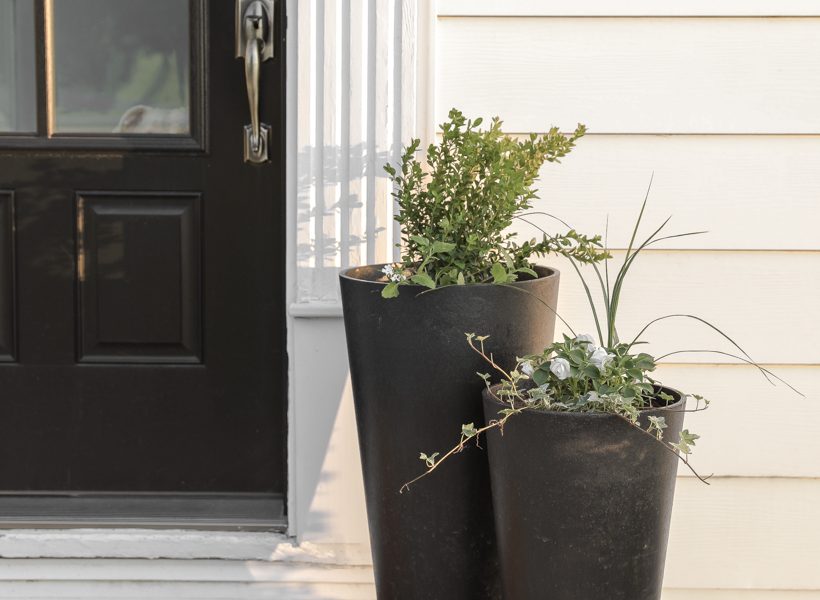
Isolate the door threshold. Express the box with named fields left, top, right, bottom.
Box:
left=0, top=493, right=286, bottom=531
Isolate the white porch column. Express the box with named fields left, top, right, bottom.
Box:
left=286, top=0, right=434, bottom=550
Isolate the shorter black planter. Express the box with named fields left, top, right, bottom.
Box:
left=483, top=385, right=686, bottom=600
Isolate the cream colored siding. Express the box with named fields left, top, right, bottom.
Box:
left=437, top=3, right=820, bottom=598
left=439, top=17, right=820, bottom=134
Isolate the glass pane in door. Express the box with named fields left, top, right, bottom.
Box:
left=50, top=0, right=190, bottom=134
left=0, top=0, right=37, bottom=133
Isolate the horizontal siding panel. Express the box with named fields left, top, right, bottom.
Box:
left=0, top=560, right=374, bottom=583
left=439, top=0, right=820, bottom=17
left=547, top=251, right=819, bottom=364
left=0, top=581, right=375, bottom=599
left=437, top=17, right=820, bottom=134
left=514, top=136, right=820, bottom=250
left=665, top=478, right=820, bottom=590
left=663, top=591, right=820, bottom=600
left=655, top=365, right=817, bottom=477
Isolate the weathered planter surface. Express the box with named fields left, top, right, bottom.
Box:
left=482, top=385, right=686, bottom=600
left=340, top=265, right=559, bottom=600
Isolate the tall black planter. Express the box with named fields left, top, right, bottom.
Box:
left=483, top=385, right=686, bottom=600
left=340, top=265, right=560, bottom=600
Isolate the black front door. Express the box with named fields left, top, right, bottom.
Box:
left=0, top=0, right=286, bottom=526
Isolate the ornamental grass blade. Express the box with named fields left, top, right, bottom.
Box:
left=497, top=283, right=578, bottom=338
left=655, top=349, right=804, bottom=397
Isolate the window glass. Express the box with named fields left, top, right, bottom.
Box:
left=50, top=0, right=190, bottom=134
left=0, top=0, right=37, bottom=133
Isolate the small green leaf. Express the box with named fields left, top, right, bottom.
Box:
left=381, top=282, right=400, bottom=298
left=430, top=241, right=457, bottom=254
left=410, top=235, right=429, bottom=247
left=532, top=368, right=550, bottom=387
left=410, top=273, right=436, bottom=289
left=502, top=249, right=515, bottom=270
left=582, top=365, right=599, bottom=379
left=457, top=271, right=466, bottom=285
left=516, top=266, right=538, bottom=278
left=491, top=262, right=508, bottom=284
left=568, top=348, right=586, bottom=365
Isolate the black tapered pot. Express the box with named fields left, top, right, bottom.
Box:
left=482, top=385, right=686, bottom=600
left=340, top=265, right=560, bottom=600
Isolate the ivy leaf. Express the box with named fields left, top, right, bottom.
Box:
left=672, top=429, right=700, bottom=455
left=381, top=282, right=400, bottom=298
left=657, top=391, right=674, bottom=403
left=491, top=262, right=508, bottom=284
left=419, top=452, right=440, bottom=468
left=410, top=273, right=436, bottom=289
left=680, top=429, right=699, bottom=446
left=461, top=423, right=478, bottom=438
left=647, top=415, right=667, bottom=440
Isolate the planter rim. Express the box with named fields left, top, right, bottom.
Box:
left=339, top=263, right=559, bottom=290
left=483, top=383, right=686, bottom=418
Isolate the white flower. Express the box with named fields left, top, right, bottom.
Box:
left=584, top=391, right=600, bottom=403
left=381, top=263, right=406, bottom=283
left=590, top=347, right=614, bottom=371
left=574, top=333, right=596, bottom=348
left=520, top=360, right=535, bottom=377
left=549, top=357, right=571, bottom=380
left=538, top=383, right=549, bottom=393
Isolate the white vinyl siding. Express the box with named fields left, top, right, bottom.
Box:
left=437, top=3, right=820, bottom=598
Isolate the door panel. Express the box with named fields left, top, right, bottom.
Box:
left=76, top=192, right=202, bottom=363
left=0, top=0, right=286, bottom=522
left=0, top=192, right=14, bottom=360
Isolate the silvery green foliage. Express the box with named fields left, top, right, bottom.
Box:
left=381, top=108, right=608, bottom=298
left=497, top=333, right=705, bottom=452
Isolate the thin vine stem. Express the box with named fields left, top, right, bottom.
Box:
left=614, top=413, right=712, bottom=485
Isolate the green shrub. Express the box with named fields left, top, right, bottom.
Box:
left=381, top=108, right=609, bottom=297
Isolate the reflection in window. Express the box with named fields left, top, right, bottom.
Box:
left=0, top=0, right=36, bottom=133
left=50, top=0, right=190, bottom=134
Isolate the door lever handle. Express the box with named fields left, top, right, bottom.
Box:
left=236, top=0, right=274, bottom=164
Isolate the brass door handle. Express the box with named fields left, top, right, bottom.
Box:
left=236, top=0, right=274, bottom=164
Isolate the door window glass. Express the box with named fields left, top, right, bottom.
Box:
left=50, top=0, right=190, bottom=134
left=0, top=0, right=36, bottom=133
